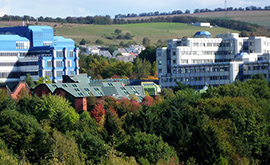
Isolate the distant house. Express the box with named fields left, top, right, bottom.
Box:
left=116, top=55, right=137, bottom=63
left=81, top=46, right=112, bottom=58
left=129, top=45, right=145, bottom=54
left=32, top=74, right=146, bottom=112
left=194, top=22, right=212, bottom=28
left=113, top=48, right=129, bottom=57
left=99, top=50, right=112, bottom=59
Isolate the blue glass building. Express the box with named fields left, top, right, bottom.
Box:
left=0, top=26, right=79, bottom=82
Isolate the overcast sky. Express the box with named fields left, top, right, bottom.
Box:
left=0, top=0, right=269, bottom=18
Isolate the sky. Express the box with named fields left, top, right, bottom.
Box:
left=0, top=0, right=269, bottom=18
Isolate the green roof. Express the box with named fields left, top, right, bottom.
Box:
left=40, top=81, right=145, bottom=98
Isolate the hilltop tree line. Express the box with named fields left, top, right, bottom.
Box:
left=1, top=9, right=269, bottom=37
left=1, top=74, right=270, bottom=164
left=115, top=5, right=270, bottom=18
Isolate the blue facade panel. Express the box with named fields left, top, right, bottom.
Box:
left=0, top=35, right=29, bottom=51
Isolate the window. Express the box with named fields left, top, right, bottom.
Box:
left=72, top=84, right=77, bottom=87
left=56, top=61, right=63, bottom=67
left=120, top=87, right=129, bottom=95
left=130, top=87, right=139, bottom=94
left=45, top=71, right=52, bottom=77
left=56, top=51, right=63, bottom=57
left=56, top=70, right=62, bottom=77
left=62, top=84, right=68, bottom=88
left=70, top=50, right=74, bottom=57
left=43, top=41, right=52, bottom=46
left=47, top=61, right=52, bottom=67
left=70, top=70, right=74, bottom=76
left=84, top=88, right=94, bottom=96
left=16, top=42, right=30, bottom=49
left=66, top=61, right=72, bottom=67
left=108, top=83, right=114, bottom=87
left=94, top=88, right=103, bottom=96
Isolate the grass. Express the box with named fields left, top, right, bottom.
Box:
left=54, top=22, right=239, bottom=46
left=124, top=11, right=270, bottom=28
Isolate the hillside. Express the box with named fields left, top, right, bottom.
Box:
left=0, top=21, right=239, bottom=46
left=122, top=10, right=270, bottom=28
left=53, top=23, right=239, bottom=46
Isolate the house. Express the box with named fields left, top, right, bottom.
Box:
left=194, top=22, right=212, bottom=27
left=81, top=45, right=112, bottom=58
left=116, top=55, right=137, bottom=63
left=113, top=48, right=129, bottom=57
left=129, top=45, right=146, bottom=54
left=0, top=81, right=30, bottom=100
left=32, top=74, right=146, bottom=112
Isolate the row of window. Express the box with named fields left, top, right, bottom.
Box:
left=243, top=65, right=268, bottom=71
left=16, top=42, right=30, bottom=49
left=56, top=51, right=74, bottom=58
left=0, top=61, right=38, bottom=66
left=162, top=75, right=229, bottom=83
left=192, top=42, right=223, bottom=47
left=45, top=70, right=74, bottom=77
left=0, top=71, right=38, bottom=78
left=180, top=51, right=216, bottom=56
left=47, top=60, right=73, bottom=68
left=171, top=66, right=230, bottom=74
left=0, top=52, right=19, bottom=56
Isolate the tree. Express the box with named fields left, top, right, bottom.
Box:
left=36, top=76, right=51, bottom=85
left=79, top=38, right=86, bottom=45
left=0, top=110, right=49, bottom=163
left=138, top=46, right=156, bottom=63
left=34, top=94, right=80, bottom=133
left=190, top=126, right=223, bottom=164
left=142, top=37, right=151, bottom=47
left=42, top=130, right=84, bottom=164
left=95, top=39, right=104, bottom=45
left=240, top=30, right=250, bottom=37
left=0, top=138, right=19, bottom=164
left=115, top=28, right=122, bottom=34
left=132, top=58, right=151, bottom=79
left=25, top=73, right=35, bottom=88
left=185, top=9, right=191, bottom=14
left=117, top=132, right=178, bottom=164
left=124, top=32, right=132, bottom=39
left=108, top=45, right=116, bottom=54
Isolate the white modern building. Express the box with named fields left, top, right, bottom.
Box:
left=157, top=31, right=270, bottom=89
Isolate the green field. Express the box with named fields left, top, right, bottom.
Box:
left=54, top=22, right=239, bottom=46
left=124, top=10, right=270, bottom=28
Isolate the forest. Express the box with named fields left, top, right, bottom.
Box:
left=0, top=74, right=270, bottom=164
